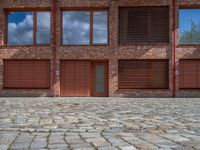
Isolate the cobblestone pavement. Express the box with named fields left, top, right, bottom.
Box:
left=0, top=98, right=200, bottom=150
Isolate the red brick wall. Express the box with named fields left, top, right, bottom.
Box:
left=0, top=0, right=200, bottom=97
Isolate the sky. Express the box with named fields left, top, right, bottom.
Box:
left=8, top=12, right=50, bottom=45
left=179, top=9, right=200, bottom=34
left=8, top=9, right=199, bottom=45
left=8, top=11, right=108, bottom=45
left=62, top=11, right=108, bottom=45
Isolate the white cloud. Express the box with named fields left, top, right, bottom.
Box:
left=8, top=12, right=50, bottom=44
left=8, top=14, right=33, bottom=44
left=62, top=11, right=90, bottom=44
left=62, top=11, right=108, bottom=45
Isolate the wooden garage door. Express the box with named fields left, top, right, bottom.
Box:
left=60, top=60, right=90, bottom=96
left=180, top=60, right=200, bottom=89
left=118, top=60, right=169, bottom=89
left=4, top=60, right=50, bottom=88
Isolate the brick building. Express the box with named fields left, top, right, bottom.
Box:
left=0, top=0, right=200, bottom=97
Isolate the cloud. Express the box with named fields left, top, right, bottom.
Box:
left=93, top=11, right=108, bottom=44
left=62, top=11, right=108, bottom=45
left=8, top=13, right=33, bottom=44
left=8, top=12, right=50, bottom=45
left=36, top=12, right=50, bottom=44
left=62, top=11, right=90, bottom=45
left=37, top=12, right=50, bottom=31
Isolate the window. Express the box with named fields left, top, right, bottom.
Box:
left=62, top=10, right=108, bottom=45
left=119, top=7, right=169, bottom=44
left=36, top=12, right=51, bottom=44
left=179, top=9, right=200, bottom=44
left=4, top=60, right=50, bottom=88
left=7, top=11, right=50, bottom=45
left=93, top=11, right=108, bottom=44
left=118, top=60, right=169, bottom=89
left=180, top=60, right=200, bottom=88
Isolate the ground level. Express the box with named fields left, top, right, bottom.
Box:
left=0, top=98, right=200, bottom=150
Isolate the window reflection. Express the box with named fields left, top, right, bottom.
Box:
left=62, top=11, right=90, bottom=45
left=36, top=12, right=51, bottom=44
left=8, top=12, right=33, bottom=45
left=179, top=9, right=200, bottom=44
left=93, top=11, right=108, bottom=44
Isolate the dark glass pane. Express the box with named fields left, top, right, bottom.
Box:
left=179, top=9, right=200, bottom=44
left=36, top=12, right=50, bottom=44
left=93, top=11, right=108, bottom=44
left=8, top=12, right=33, bottom=45
left=62, top=11, right=90, bottom=45
left=95, top=64, right=105, bottom=93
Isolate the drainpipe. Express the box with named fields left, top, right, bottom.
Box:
left=173, top=0, right=176, bottom=97
left=52, top=0, right=57, bottom=97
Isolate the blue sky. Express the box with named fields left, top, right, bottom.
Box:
left=8, top=12, right=50, bottom=44
left=8, top=11, right=108, bottom=45
left=8, top=12, right=33, bottom=24
left=7, top=9, right=199, bottom=44
left=179, top=9, right=200, bottom=33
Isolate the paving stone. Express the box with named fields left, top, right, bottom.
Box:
left=73, top=148, right=95, bottom=150
left=107, top=138, right=130, bottom=147
left=119, top=146, right=137, bottom=150
left=0, top=133, right=18, bottom=144
left=98, top=146, right=119, bottom=150
left=10, top=142, right=30, bottom=149
left=70, top=143, right=93, bottom=149
left=30, top=141, right=47, bottom=149
left=48, top=143, right=68, bottom=149
left=159, top=134, right=190, bottom=142
left=0, top=145, right=9, bottom=150
left=86, top=137, right=111, bottom=147
left=0, top=98, right=200, bottom=149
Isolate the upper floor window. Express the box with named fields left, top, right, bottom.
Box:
left=7, top=11, right=50, bottom=45
left=62, top=10, right=108, bottom=45
left=179, top=9, right=200, bottom=44
left=119, top=7, right=169, bottom=45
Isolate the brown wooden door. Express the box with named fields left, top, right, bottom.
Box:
left=92, top=62, right=108, bottom=97
left=60, top=60, right=91, bottom=96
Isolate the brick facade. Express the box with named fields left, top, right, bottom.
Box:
left=0, top=0, right=200, bottom=97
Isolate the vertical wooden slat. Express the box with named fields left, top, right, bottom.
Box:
left=60, top=60, right=90, bottom=97
left=118, top=60, right=168, bottom=89
left=4, top=60, right=50, bottom=89
left=4, top=60, right=21, bottom=88
left=34, top=60, right=50, bottom=88
left=20, top=60, right=34, bottom=88
left=119, top=7, right=169, bottom=44
left=180, top=60, right=200, bottom=89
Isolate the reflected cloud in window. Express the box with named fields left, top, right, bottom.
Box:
left=37, top=12, right=51, bottom=44
left=93, top=11, right=108, bottom=44
left=62, top=11, right=90, bottom=45
left=8, top=12, right=33, bottom=45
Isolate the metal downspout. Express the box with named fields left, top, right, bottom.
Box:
left=52, top=0, right=57, bottom=97
left=173, top=0, right=177, bottom=97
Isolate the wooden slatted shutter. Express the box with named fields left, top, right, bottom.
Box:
left=60, top=60, right=90, bottom=96
left=20, top=60, right=34, bottom=88
left=74, top=61, right=90, bottom=96
left=118, top=60, right=169, bottom=89
left=180, top=60, right=200, bottom=89
left=4, top=60, right=50, bottom=88
left=149, top=7, right=169, bottom=43
left=34, top=60, right=50, bottom=88
left=4, top=60, right=21, bottom=88
left=119, top=6, right=169, bottom=44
